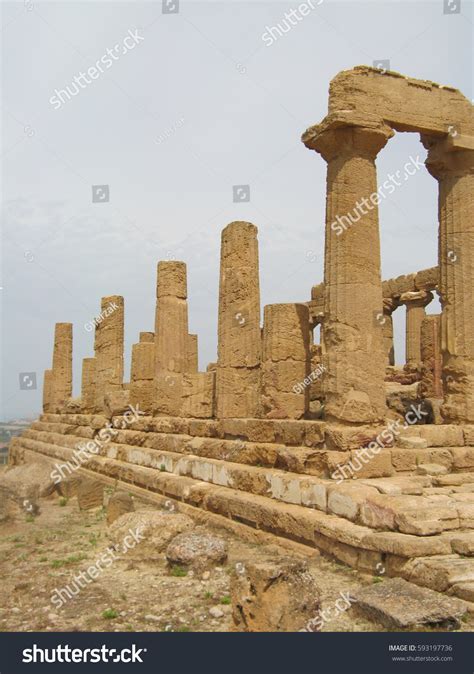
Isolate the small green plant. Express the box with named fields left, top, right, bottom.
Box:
left=89, top=534, right=99, bottom=547
left=102, top=608, right=118, bottom=620
left=170, top=565, right=187, bottom=577
left=58, top=497, right=67, bottom=507
left=39, top=556, right=48, bottom=562
left=160, top=464, right=166, bottom=472
left=125, top=624, right=134, bottom=631
left=220, top=596, right=231, bottom=605
left=25, top=514, right=35, bottom=523
left=176, top=625, right=190, bottom=632
left=204, top=591, right=213, bottom=600
left=51, top=554, right=87, bottom=569
left=372, top=576, right=384, bottom=584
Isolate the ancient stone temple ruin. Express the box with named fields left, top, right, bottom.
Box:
left=10, top=67, right=474, bottom=601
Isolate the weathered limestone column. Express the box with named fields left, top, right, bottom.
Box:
left=302, top=117, right=393, bottom=424
left=261, top=304, right=310, bottom=419
left=216, top=221, right=261, bottom=418
left=81, top=357, right=96, bottom=412
left=187, top=334, right=198, bottom=373
left=424, top=140, right=474, bottom=422
left=94, top=296, right=124, bottom=412
left=42, top=369, right=53, bottom=413
left=419, top=314, right=443, bottom=399
left=399, top=290, right=433, bottom=367
left=51, top=322, right=73, bottom=412
left=382, top=298, right=398, bottom=367
left=154, top=261, right=189, bottom=415
left=130, top=341, right=154, bottom=413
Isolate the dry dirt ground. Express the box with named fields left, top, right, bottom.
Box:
left=0, top=478, right=472, bottom=634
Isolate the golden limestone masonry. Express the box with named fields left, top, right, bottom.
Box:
left=12, top=68, right=474, bottom=603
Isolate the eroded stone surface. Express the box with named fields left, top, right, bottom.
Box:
left=352, top=578, right=467, bottom=629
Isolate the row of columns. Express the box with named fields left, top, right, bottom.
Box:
left=303, top=114, right=474, bottom=424
left=43, top=222, right=312, bottom=420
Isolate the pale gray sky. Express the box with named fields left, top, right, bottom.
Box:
left=1, top=0, right=472, bottom=419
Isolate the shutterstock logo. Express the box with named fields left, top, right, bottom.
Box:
left=22, top=644, right=146, bottom=663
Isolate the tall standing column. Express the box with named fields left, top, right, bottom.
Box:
left=216, top=221, right=261, bottom=418
left=425, top=140, right=474, bottom=422
left=382, top=298, right=398, bottom=367
left=302, top=117, right=393, bottom=424
left=399, top=290, right=433, bottom=367
left=154, top=261, right=189, bottom=415
left=187, top=334, right=198, bottom=373
left=94, top=296, right=124, bottom=412
left=51, top=322, right=73, bottom=412
left=419, top=314, right=443, bottom=399
left=81, top=357, right=96, bottom=412
left=42, top=369, right=53, bottom=413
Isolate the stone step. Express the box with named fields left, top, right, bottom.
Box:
left=28, top=419, right=474, bottom=480
left=38, top=413, right=327, bottom=448
left=15, top=430, right=474, bottom=540
left=12, top=436, right=474, bottom=602
left=396, top=424, right=474, bottom=447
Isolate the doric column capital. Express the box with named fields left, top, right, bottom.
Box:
left=399, top=290, right=433, bottom=309
left=302, top=112, right=393, bottom=161
left=383, top=296, right=400, bottom=314
left=422, top=134, right=474, bottom=180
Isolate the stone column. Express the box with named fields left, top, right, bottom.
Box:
left=130, top=342, right=154, bottom=413
left=381, top=298, right=398, bottom=367
left=216, top=221, right=261, bottom=418
left=51, top=322, right=73, bottom=412
left=94, top=296, right=124, bottom=412
left=42, top=369, right=53, bottom=413
left=187, top=334, right=198, bottom=373
left=261, top=303, right=310, bottom=419
left=399, top=290, right=433, bottom=367
left=419, top=314, right=443, bottom=399
left=81, top=357, right=96, bottom=412
left=302, top=117, right=393, bottom=424
left=425, top=140, right=474, bottom=422
left=154, top=261, right=189, bottom=415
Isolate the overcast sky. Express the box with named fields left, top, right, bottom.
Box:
left=1, top=0, right=472, bottom=420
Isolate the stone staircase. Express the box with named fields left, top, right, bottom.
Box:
left=9, top=413, right=474, bottom=605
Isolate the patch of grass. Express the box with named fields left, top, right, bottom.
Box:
left=125, top=624, right=134, bottom=631
left=25, top=514, right=35, bottom=523
left=39, top=556, right=48, bottom=563
left=51, top=554, right=87, bottom=569
left=372, top=576, right=384, bottom=584
left=220, top=596, right=231, bottom=605
left=102, top=608, right=119, bottom=620
left=204, top=591, right=213, bottom=600
left=170, top=565, right=187, bottom=577
left=120, top=592, right=127, bottom=601
left=176, top=625, right=190, bottom=632
left=159, top=464, right=166, bottom=472
left=89, top=534, right=99, bottom=547
left=58, top=497, right=67, bottom=507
